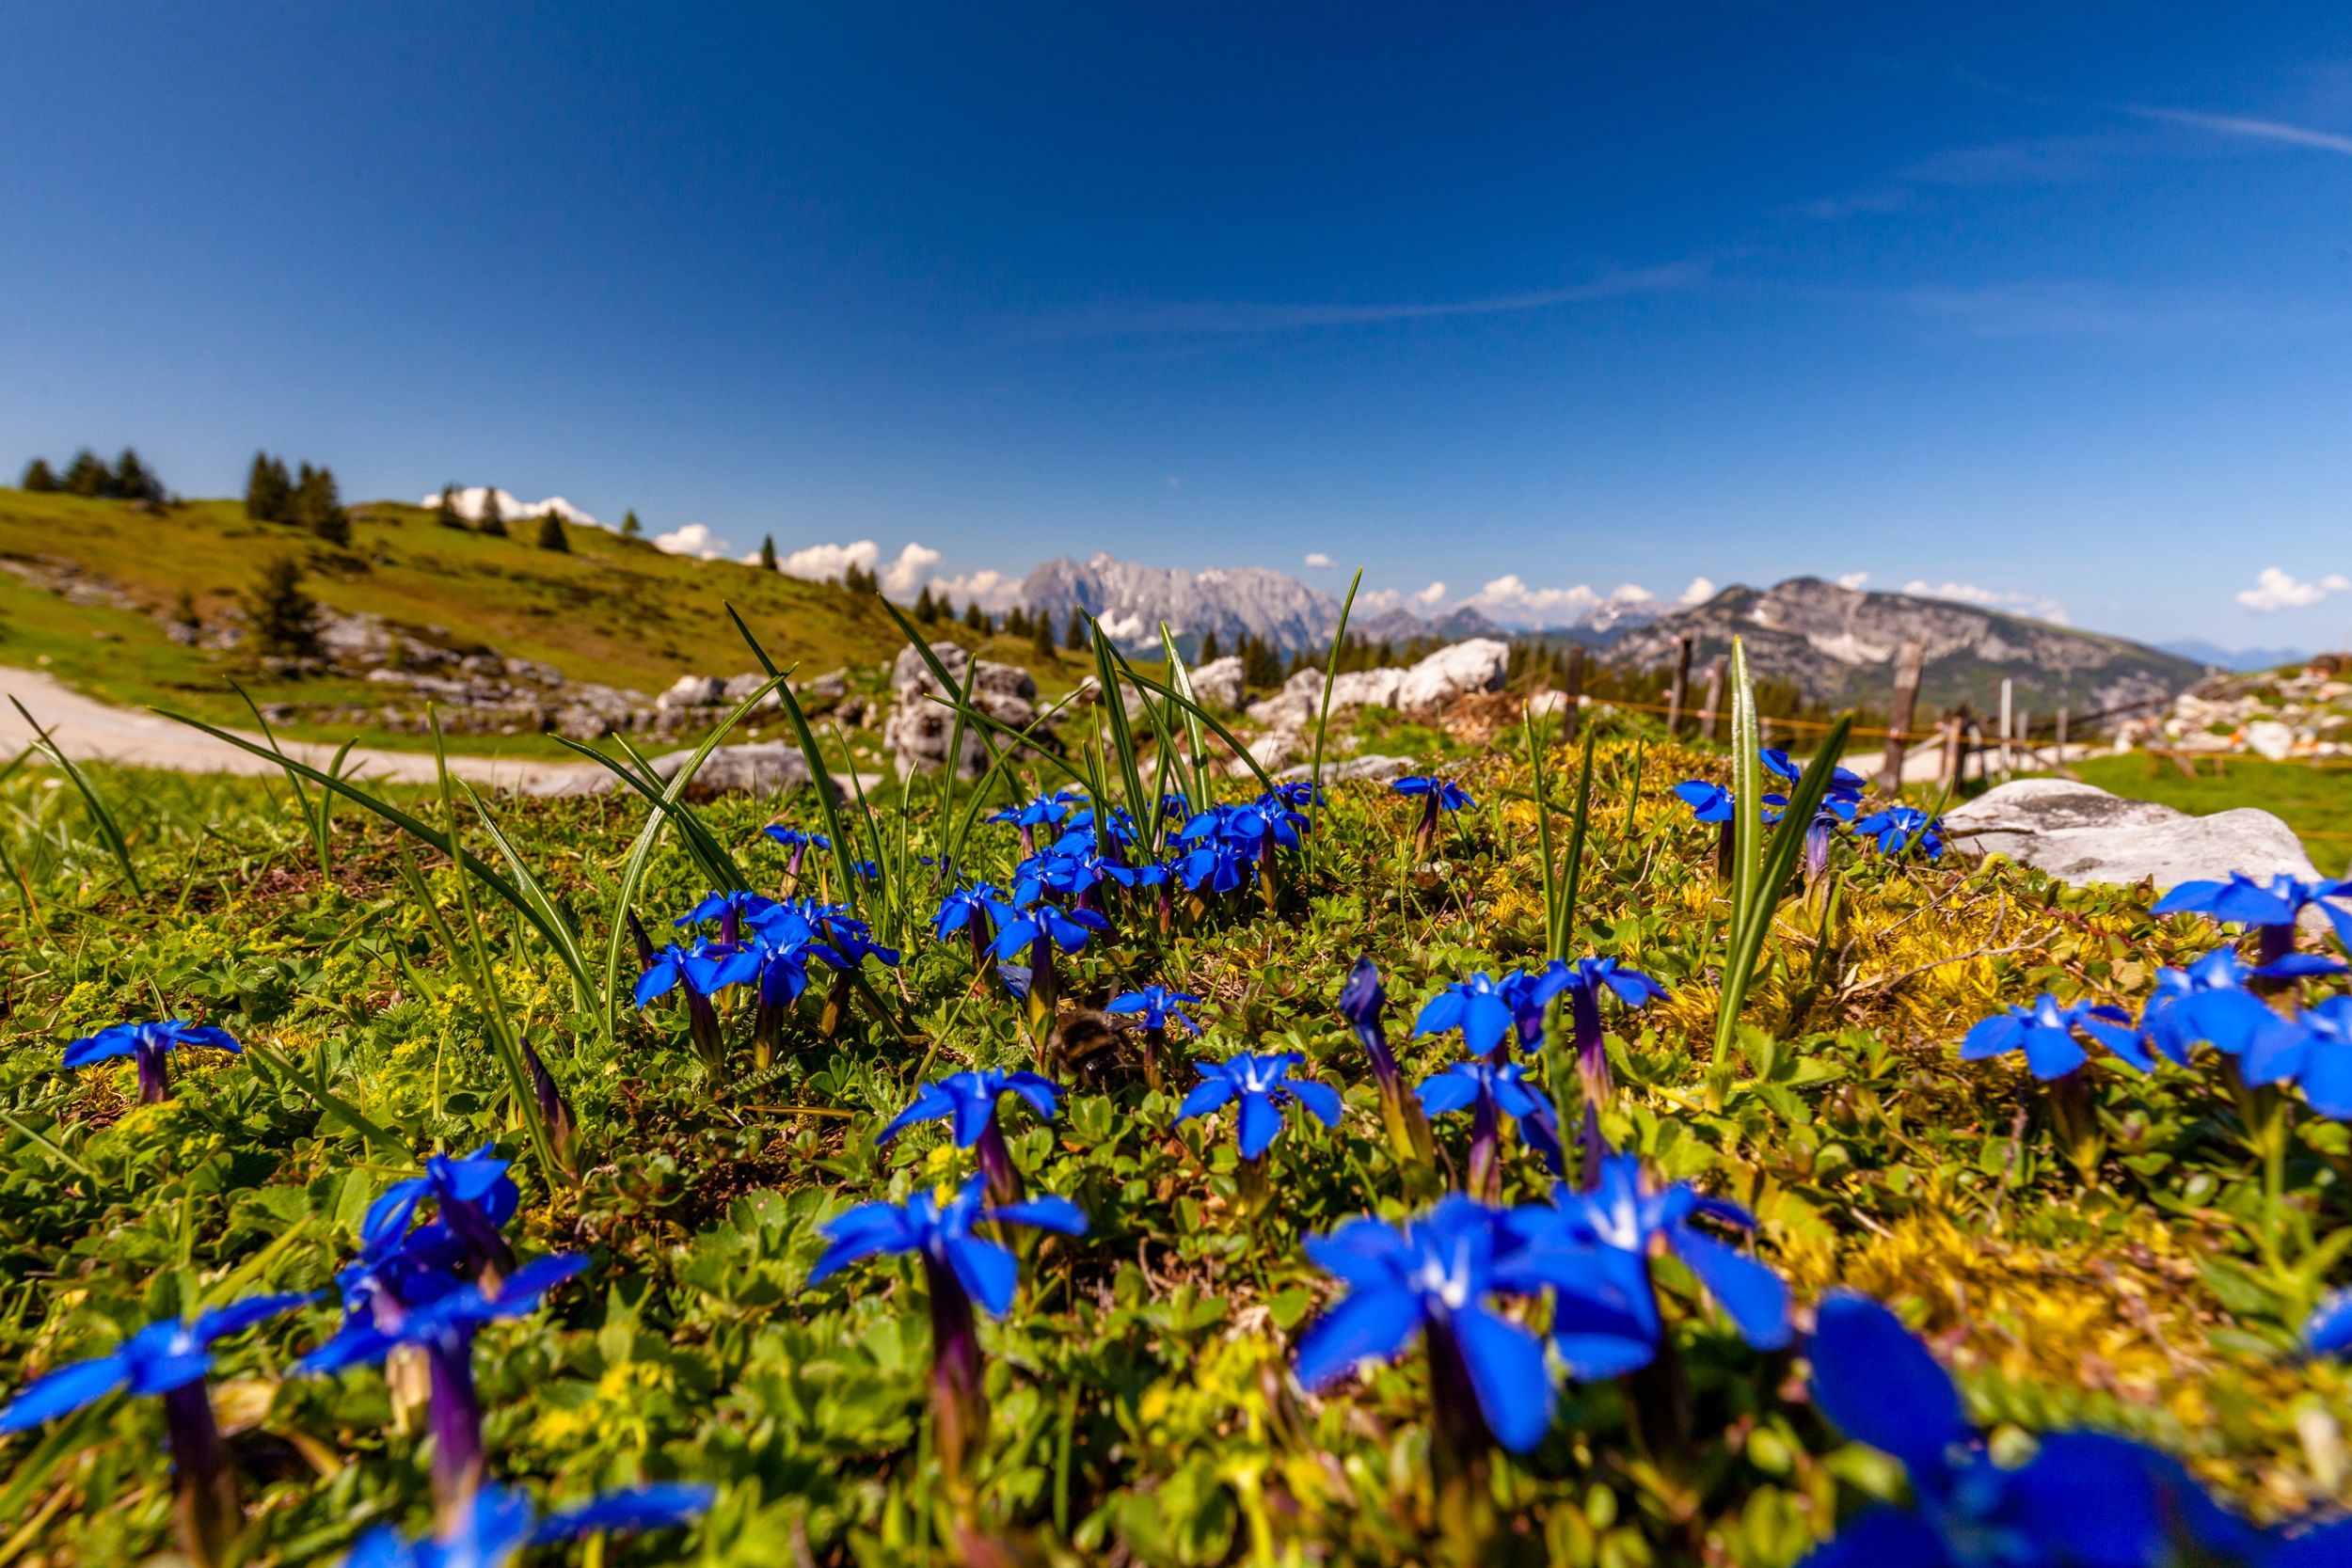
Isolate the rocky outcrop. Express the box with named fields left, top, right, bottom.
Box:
left=2127, top=658, right=2352, bottom=760
left=1944, top=779, right=2319, bottom=893
left=1242, top=640, right=1510, bottom=731
left=1606, top=578, right=2200, bottom=715
left=884, top=642, right=1049, bottom=779
left=1188, top=656, right=1247, bottom=711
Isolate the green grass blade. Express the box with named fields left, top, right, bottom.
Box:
left=1558, top=724, right=1598, bottom=958
left=1308, top=568, right=1363, bottom=808
left=551, top=734, right=751, bottom=893
left=1523, top=704, right=1561, bottom=955
left=1087, top=618, right=1153, bottom=849
left=8, top=698, right=141, bottom=895
left=726, top=605, right=866, bottom=911
left=461, top=780, right=608, bottom=1041
left=1712, top=712, right=1853, bottom=1069
left=1105, top=665, right=1281, bottom=798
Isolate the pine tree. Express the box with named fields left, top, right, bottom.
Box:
left=534, top=510, right=569, bottom=552
left=1030, top=607, right=1057, bottom=659
left=620, top=508, right=642, bottom=539
left=246, top=556, right=318, bottom=659
left=1063, top=608, right=1089, bottom=651
left=476, top=489, right=506, bottom=537
left=291, top=465, right=349, bottom=546
left=758, top=534, right=778, bottom=571
left=112, top=448, right=162, bottom=503
left=435, top=484, right=464, bottom=529
left=246, top=452, right=291, bottom=520
left=963, top=600, right=991, bottom=634
left=913, top=584, right=937, bottom=622
left=62, top=449, right=108, bottom=497
left=1199, top=627, right=1221, bottom=662
left=20, top=457, right=56, bottom=492
left=1004, top=606, right=1026, bottom=639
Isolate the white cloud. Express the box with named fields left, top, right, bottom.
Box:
left=1353, top=588, right=1404, bottom=614
left=1303, top=551, right=1333, bottom=568
left=1836, top=571, right=1870, bottom=591
left=930, top=567, right=1025, bottom=612
left=655, top=523, right=726, bottom=559
left=880, top=543, right=943, bottom=595
left=1901, top=578, right=2070, bottom=624
left=778, top=540, right=882, bottom=581
left=1466, top=575, right=1601, bottom=621
left=1677, top=576, right=1717, bottom=606
left=1412, top=580, right=1447, bottom=608
left=419, top=485, right=598, bottom=529
left=2235, top=566, right=2350, bottom=612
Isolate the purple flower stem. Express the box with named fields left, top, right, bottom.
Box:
left=922, top=1253, right=988, bottom=1487
left=135, top=1038, right=172, bottom=1105
left=162, top=1378, right=240, bottom=1568
left=424, top=1332, right=487, bottom=1533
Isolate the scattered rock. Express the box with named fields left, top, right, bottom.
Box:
left=1394, top=638, right=1509, bottom=716
left=1188, top=657, right=1247, bottom=711
left=884, top=641, right=1048, bottom=779
left=1244, top=669, right=1325, bottom=731
left=660, top=674, right=727, bottom=709
left=2244, top=719, right=2296, bottom=762
left=1276, top=752, right=1417, bottom=784
left=1224, top=732, right=1300, bottom=777
left=533, top=741, right=820, bottom=801
left=1944, top=779, right=2320, bottom=894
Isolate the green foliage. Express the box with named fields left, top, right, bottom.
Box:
left=246, top=451, right=292, bottom=521
left=244, top=555, right=318, bottom=660
left=20, top=456, right=57, bottom=492
left=476, top=487, right=506, bottom=537
left=533, top=511, right=570, bottom=553
left=757, top=532, right=777, bottom=571
left=2, top=718, right=2349, bottom=1563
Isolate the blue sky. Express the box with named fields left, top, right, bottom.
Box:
left=4, top=4, right=2349, bottom=648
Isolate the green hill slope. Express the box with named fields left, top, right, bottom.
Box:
left=0, top=489, right=942, bottom=749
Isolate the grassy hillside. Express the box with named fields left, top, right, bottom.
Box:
left=2028, top=752, right=2352, bottom=875
left=0, top=489, right=1044, bottom=750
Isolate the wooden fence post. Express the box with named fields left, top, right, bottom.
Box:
left=1697, top=656, right=1727, bottom=742
left=2056, top=705, right=2069, bottom=762
left=1940, top=703, right=1971, bottom=790
left=1877, top=640, right=1924, bottom=795
left=1561, top=644, right=1586, bottom=741
left=1665, top=634, right=1694, bottom=736
left=1997, top=678, right=2014, bottom=780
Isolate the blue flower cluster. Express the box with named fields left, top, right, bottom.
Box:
left=1672, top=749, right=1934, bottom=871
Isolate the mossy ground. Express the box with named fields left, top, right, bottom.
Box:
left=0, top=715, right=2346, bottom=1565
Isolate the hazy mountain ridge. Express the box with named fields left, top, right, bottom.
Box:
left=1020, top=551, right=1515, bottom=653
left=1608, top=577, right=2201, bottom=714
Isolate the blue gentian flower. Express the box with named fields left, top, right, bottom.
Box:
left=1293, top=1198, right=1557, bottom=1454
left=2154, top=871, right=2352, bottom=973
left=362, top=1144, right=520, bottom=1289
left=1961, top=993, right=2145, bottom=1080
left=1851, top=806, right=1945, bottom=861
left=342, top=1480, right=715, bottom=1568
left=1391, top=774, right=1473, bottom=854
left=1672, top=780, right=1734, bottom=824
left=1759, top=748, right=1867, bottom=805
left=2130, top=948, right=2280, bottom=1065
left=0, top=1290, right=315, bottom=1434
left=675, top=889, right=779, bottom=943
left=1, top=1290, right=314, bottom=1561
left=1799, top=1291, right=2268, bottom=1568
left=1414, top=973, right=1518, bottom=1058
left=808, top=1175, right=1086, bottom=1479
left=990, top=791, right=1081, bottom=852
left=1175, top=1052, right=1342, bottom=1160
left=2310, top=1290, right=2352, bottom=1356
left=991, top=902, right=1105, bottom=964
left=1341, top=958, right=1425, bottom=1162
left=761, top=824, right=831, bottom=881
left=1106, top=986, right=1202, bottom=1036
left=62, top=1018, right=241, bottom=1105
left=1511, top=1153, right=1788, bottom=1372
left=933, top=883, right=1010, bottom=942
left=2241, top=996, right=2352, bottom=1118
left=878, top=1069, right=1061, bottom=1206
left=303, top=1255, right=590, bottom=1523
left=1178, top=836, right=1253, bottom=895
left=1416, top=1058, right=1563, bottom=1196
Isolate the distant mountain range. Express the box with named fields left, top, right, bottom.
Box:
left=1018, top=551, right=1645, bottom=655
left=2156, top=640, right=2313, bottom=673
left=1609, top=577, right=2201, bottom=714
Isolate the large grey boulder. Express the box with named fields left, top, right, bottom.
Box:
left=1276, top=752, right=1417, bottom=784
left=1244, top=669, right=1326, bottom=731
left=1189, top=656, right=1247, bottom=711
left=1394, top=638, right=1509, bottom=716
left=885, top=641, right=1045, bottom=779
left=1944, top=780, right=2321, bottom=893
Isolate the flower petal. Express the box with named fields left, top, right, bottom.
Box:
left=0, top=1353, right=131, bottom=1433
left=1236, top=1091, right=1285, bottom=1159
left=1807, top=1291, right=1968, bottom=1478
left=1292, top=1284, right=1422, bottom=1391
left=1667, top=1226, right=1789, bottom=1350
left=1450, top=1305, right=1552, bottom=1453
left=945, top=1235, right=1019, bottom=1317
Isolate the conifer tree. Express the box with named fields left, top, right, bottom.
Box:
left=435, top=484, right=464, bottom=529
left=963, top=599, right=991, bottom=634
left=476, top=489, right=506, bottom=537
left=20, top=457, right=56, bottom=492
left=534, top=510, right=569, bottom=552
left=246, top=452, right=290, bottom=520
left=291, top=465, right=349, bottom=546
left=758, top=534, right=778, bottom=571
left=1063, top=608, right=1089, bottom=651
left=1199, top=626, right=1220, bottom=662
left=620, top=508, right=642, bottom=539
left=1030, top=606, right=1057, bottom=658
left=112, top=448, right=163, bottom=503
left=1004, top=606, right=1026, bottom=639
left=246, top=556, right=318, bottom=659
left=62, top=449, right=108, bottom=497
left=913, top=584, right=937, bottom=622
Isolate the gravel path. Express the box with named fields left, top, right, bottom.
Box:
left=1, top=666, right=606, bottom=792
